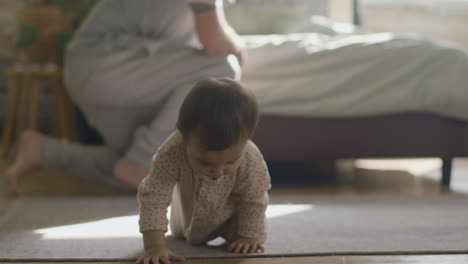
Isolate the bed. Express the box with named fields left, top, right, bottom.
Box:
left=241, top=26, right=468, bottom=188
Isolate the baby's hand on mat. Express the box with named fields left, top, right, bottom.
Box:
left=136, top=246, right=186, bottom=264
left=228, top=238, right=264, bottom=254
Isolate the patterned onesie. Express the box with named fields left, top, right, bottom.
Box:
left=138, top=131, right=271, bottom=244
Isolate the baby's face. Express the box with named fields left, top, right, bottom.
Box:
left=184, top=135, right=247, bottom=180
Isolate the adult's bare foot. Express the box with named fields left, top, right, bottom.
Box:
left=2, top=130, right=45, bottom=195
left=113, top=158, right=149, bottom=189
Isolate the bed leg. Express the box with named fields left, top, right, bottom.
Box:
left=441, top=158, right=452, bottom=188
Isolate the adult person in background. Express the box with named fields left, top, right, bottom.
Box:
left=4, top=0, right=244, bottom=192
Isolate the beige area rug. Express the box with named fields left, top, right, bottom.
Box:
left=1, top=194, right=468, bottom=261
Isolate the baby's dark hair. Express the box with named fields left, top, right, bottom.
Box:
left=177, top=77, right=259, bottom=151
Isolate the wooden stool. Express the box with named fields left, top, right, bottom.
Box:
left=1, top=63, right=76, bottom=159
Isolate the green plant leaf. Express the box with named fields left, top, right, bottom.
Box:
left=15, top=23, right=37, bottom=48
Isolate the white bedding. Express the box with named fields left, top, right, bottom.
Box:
left=242, top=32, right=468, bottom=121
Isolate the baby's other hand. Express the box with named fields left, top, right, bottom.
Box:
left=136, top=246, right=186, bottom=264
left=228, top=238, right=264, bottom=254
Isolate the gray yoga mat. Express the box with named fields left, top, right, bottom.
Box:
left=1, top=194, right=468, bottom=260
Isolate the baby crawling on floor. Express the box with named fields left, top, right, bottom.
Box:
left=136, top=77, right=271, bottom=264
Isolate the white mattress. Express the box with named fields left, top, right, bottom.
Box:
left=242, top=32, right=468, bottom=121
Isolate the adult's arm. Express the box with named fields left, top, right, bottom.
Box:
left=190, top=1, right=246, bottom=66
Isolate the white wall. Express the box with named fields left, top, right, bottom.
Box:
left=328, top=0, right=354, bottom=24
left=360, top=0, right=468, bottom=50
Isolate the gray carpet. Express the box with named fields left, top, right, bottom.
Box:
left=1, top=194, right=468, bottom=260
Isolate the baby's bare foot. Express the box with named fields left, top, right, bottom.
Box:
left=2, top=130, right=45, bottom=194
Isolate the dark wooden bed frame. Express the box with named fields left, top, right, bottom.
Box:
left=252, top=113, right=467, bottom=188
